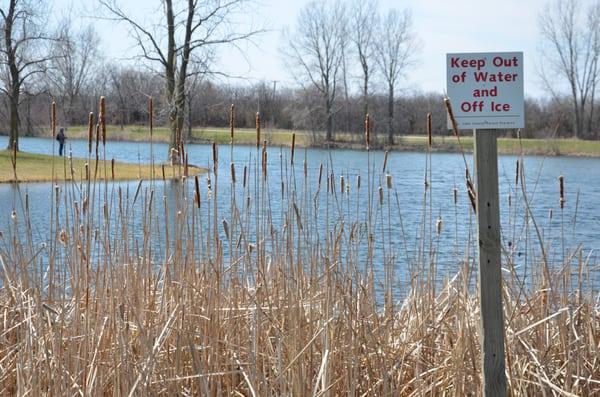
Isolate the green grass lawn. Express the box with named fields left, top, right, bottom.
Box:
left=0, top=150, right=204, bottom=183
left=46, top=124, right=600, bottom=157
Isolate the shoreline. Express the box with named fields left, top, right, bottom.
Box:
left=4, top=128, right=600, bottom=158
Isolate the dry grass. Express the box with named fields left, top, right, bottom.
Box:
left=0, top=110, right=598, bottom=395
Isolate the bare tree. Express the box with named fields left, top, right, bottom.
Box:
left=47, top=20, right=99, bottom=125
left=352, top=0, right=378, bottom=117
left=283, top=0, right=348, bottom=142
left=101, top=0, right=260, bottom=161
left=0, top=0, right=56, bottom=150
left=374, top=8, right=416, bottom=145
left=539, top=0, right=600, bottom=139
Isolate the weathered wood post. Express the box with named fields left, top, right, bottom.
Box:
left=474, top=129, right=507, bottom=396
left=447, top=51, right=524, bottom=396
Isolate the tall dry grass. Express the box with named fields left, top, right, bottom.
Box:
left=0, top=100, right=598, bottom=396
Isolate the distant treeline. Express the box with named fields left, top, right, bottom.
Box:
left=0, top=67, right=591, bottom=141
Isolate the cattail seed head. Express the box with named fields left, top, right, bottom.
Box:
left=436, top=216, right=443, bottom=235
left=291, top=133, right=296, bottom=165
left=386, top=174, right=392, bottom=189
left=453, top=187, right=458, bottom=205
left=222, top=219, right=230, bottom=240
left=230, top=162, right=236, bottom=184
left=340, top=175, right=345, bottom=194
left=99, top=96, right=106, bottom=146
left=549, top=208, right=553, bottom=220
left=230, top=104, right=235, bottom=143
left=243, top=165, right=247, bottom=188
left=318, top=163, right=323, bottom=189
left=357, top=174, right=361, bottom=190
left=212, top=142, right=218, bottom=174
left=378, top=186, right=384, bottom=205
left=148, top=97, right=154, bottom=133
left=427, top=113, right=432, bottom=147
left=87, top=112, right=94, bottom=154
left=194, top=175, right=201, bottom=206
left=365, top=113, right=371, bottom=150
left=383, top=150, right=389, bottom=173
left=444, top=98, right=459, bottom=137
left=255, top=112, right=261, bottom=149
left=515, top=159, right=520, bottom=186
left=111, top=159, right=115, bottom=180
left=559, top=175, right=565, bottom=209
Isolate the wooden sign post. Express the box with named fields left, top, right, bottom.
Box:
left=447, top=52, right=524, bottom=396
left=474, top=129, right=506, bottom=396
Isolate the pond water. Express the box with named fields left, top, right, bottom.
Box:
left=1, top=136, right=599, bottom=295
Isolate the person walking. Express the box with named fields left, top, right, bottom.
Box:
left=57, top=127, right=66, bottom=156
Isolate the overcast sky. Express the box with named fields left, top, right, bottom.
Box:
left=58, top=0, right=553, bottom=98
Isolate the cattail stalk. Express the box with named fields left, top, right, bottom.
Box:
left=559, top=175, right=565, bottom=209
left=365, top=113, right=371, bottom=150
left=99, top=96, right=106, bottom=146
left=291, top=133, right=296, bottom=165
left=427, top=113, right=432, bottom=147
left=87, top=113, right=94, bottom=154
left=230, top=104, right=235, bottom=143
left=255, top=112, right=261, bottom=149
left=444, top=98, right=459, bottom=137
left=148, top=97, right=154, bottom=134
left=51, top=102, right=56, bottom=138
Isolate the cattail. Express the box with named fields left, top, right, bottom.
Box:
left=111, top=158, right=115, bottom=180
left=255, top=112, right=261, bottom=149
left=243, top=165, right=247, bottom=188
left=99, top=96, right=106, bottom=146
left=291, top=133, right=296, bottom=165
left=230, top=163, right=236, bottom=184
left=382, top=150, right=389, bottom=173
left=318, top=163, right=323, bottom=189
left=11, top=210, right=16, bottom=221
left=340, top=175, right=345, bottom=194
left=303, top=157, right=307, bottom=177
left=453, top=187, right=458, bottom=205
left=357, top=174, right=361, bottom=190
left=559, top=175, right=565, bottom=209
left=148, top=97, right=154, bottom=133
left=230, top=104, right=235, bottom=143
left=51, top=101, right=56, bottom=138
left=94, top=124, right=100, bottom=159
left=427, top=113, right=432, bottom=148
left=193, top=175, right=201, bottom=208
left=549, top=208, right=553, bottom=220
left=515, top=159, right=520, bottom=186
left=212, top=142, right=218, bottom=175
left=161, top=163, right=165, bottom=181
left=222, top=219, right=230, bottom=240
left=365, top=113, right=371, bottom=150
left=87, top=112, right=94, bottom=154
left=378, top=186, right=384, bottom=205
left=184, top=154, right=189, bottom=177
left=444, top=98, right=459, bottom=137
left=436, top=216, right=443, bottom=235
left=508, top=193, right=512, bottom=207
left=85, top=163, right=89, bottom=181
left=262, top=140, right=267, bottom=179
left=386, top=174, right=392, bottom=189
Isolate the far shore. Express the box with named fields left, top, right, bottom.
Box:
left=4, top=125, right=600, bottom=158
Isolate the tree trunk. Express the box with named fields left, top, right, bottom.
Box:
left=8, top=92, right=20, bottom=151
left=387, top=84, right=394, bottom=145
left=325, top=95, right=333, bottom=141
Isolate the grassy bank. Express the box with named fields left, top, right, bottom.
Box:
left=0, top=150, right=204, bottom=183
left=56, top=124, right=600, bottom=157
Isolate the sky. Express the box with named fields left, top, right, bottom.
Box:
left=56, top=0, right=552, bottom=98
